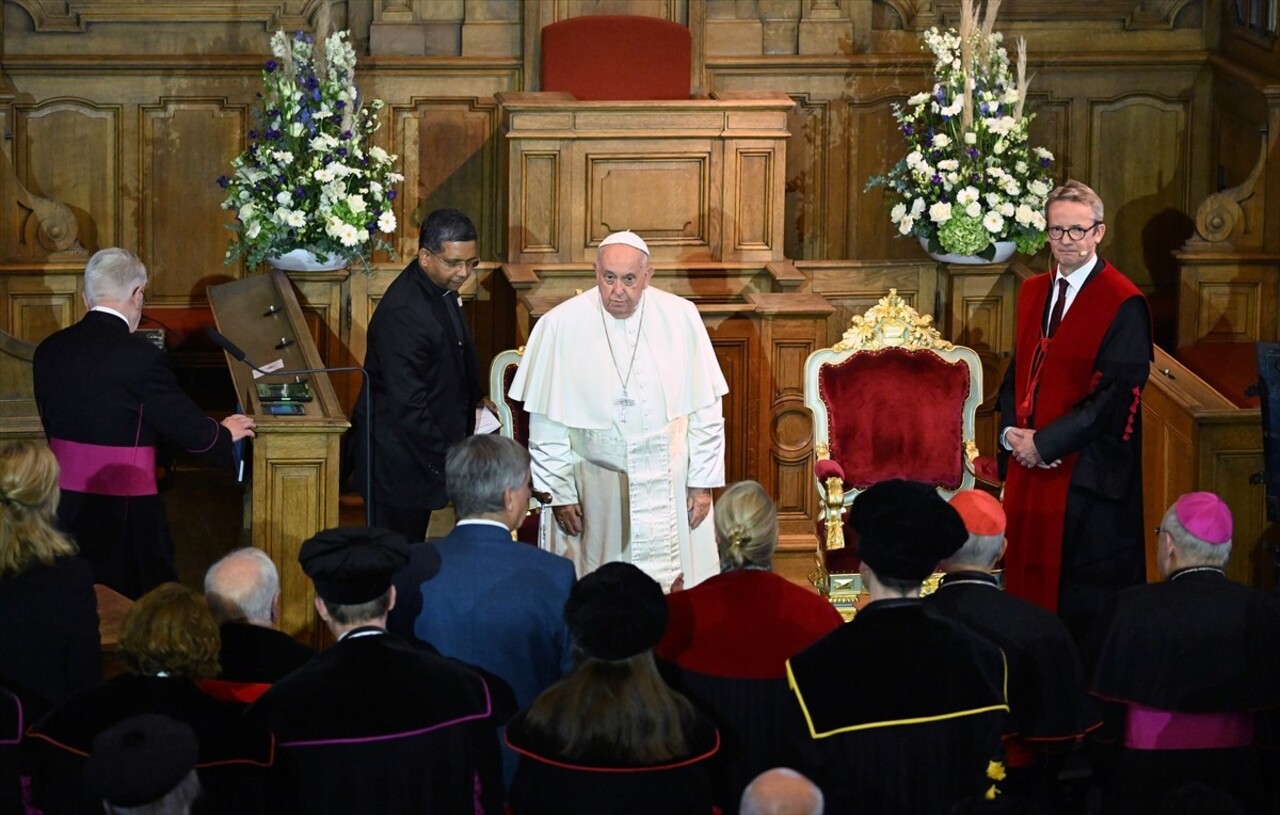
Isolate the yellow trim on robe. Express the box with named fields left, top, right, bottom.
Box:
left=785, top=653, right=1010, bottom=739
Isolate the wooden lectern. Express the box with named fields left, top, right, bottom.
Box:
left=208, top=270, right=348, bottom=647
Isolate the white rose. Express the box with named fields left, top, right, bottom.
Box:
left=346, top=195, right=367, bottom=215
left=956, top=186, right=980, bottom=206
left=289, top=122, right=304, bottom=137
left=993, top=139, right=1007, bottom=155
left=890, top=203, right=907, bottom=223
left=246, top=221, right=261, bottom=239
left=905, top=150, right=924, bottom=169
left=1031, top=212, right=1047, bottom=230
left=982, top=211, right=1005, bottom=233
left=964, top=131, right=977, bottom=145
left=910, top=198, right=926, bottom=216
left=1028, top=179, right=1051, bottom=197
left=999, top=202, right=1015, bottom=217
left=965, top=201, right=982, bottom=218
left=238, top=203, right=256, bottom=221
left=932, top=133, right=952, bottom=149
left=899, top=215, right=915, bottom=235
left=275, top=190, right=292, bottom=206
left=929, top=201, right=953, bottom=224
left=1014, top=204, right=1035, bottom=226
left=938, top=159, right=959, bottom=171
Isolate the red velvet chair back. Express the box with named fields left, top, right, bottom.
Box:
left=817, top=347, right=972, bottom=490
left=541, top=15, right=691, bottom=100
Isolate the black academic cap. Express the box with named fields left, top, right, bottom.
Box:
left=83, top=714, right=198, bottom=807
left=851, top=479, right=968, bottom=582
left=298, top=526, right=410, bottom=605
left=565, top=562, right=667, bottom=661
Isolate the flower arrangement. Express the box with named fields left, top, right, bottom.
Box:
left=868, top=0, right=1054, bottom=260
left=220, top=29, right=402, bottom=269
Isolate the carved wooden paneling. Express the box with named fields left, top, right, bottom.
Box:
left=845, top=93, right=919, bottom=262
left=785, top=93, right=834, bottom=260
left=1176, top=257, right=1280, bottom=346
left=708, top=329, right=750, bottom=486
left=729, top=147, right=777, bottom=253
left=1090, top=94, right=1193, bottom=292
left=518, top=151, right=561, bottom=255
left=801, top=259, right=939, bottom=345
left=0, top=271, right=81, bottom=344
left=13, top=100, right=120, bottom=253
left=140, top=98, right=245, bottom=303
left=589, top=153, right=712, bottom=248
left=392, top=97, right=502, bottom=261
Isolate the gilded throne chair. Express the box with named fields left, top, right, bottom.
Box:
left=804, top=290, right=991, bottom=618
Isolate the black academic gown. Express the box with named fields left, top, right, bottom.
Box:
left=1085, top=568, right=1280, bottom=814
left=925, top=571, right=1099, bottom=809
left=350, top=258, right=481, bottom=514
left=24, top=673, right=273, bottom=815
left=998, top=259, right=1152, bottom=640
left=0, top=687, right=21, bottom=815
left=0, top=556, right=101, bottom=722
left=786, top=599, right=1010, bottom=814
left=196, top=622, right=316, bottom=704
left=505, top=707, right=720, bottom=815
left=247, top=628, right=506, bottom=815
left=33, top=310, right=234, bottom=598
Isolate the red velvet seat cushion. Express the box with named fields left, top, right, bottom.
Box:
left=500, top=361, right=539, bottom=545
left=541, top=15, right=690, bottom=101
left=817, top=347, right=971, bottom=490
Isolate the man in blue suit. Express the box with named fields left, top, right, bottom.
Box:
left=389, top=434, right=576, bottom=784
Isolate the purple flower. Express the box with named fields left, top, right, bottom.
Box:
left=337, top=147, right=348, bottom=158
left=387, top=191, right=397, bottom=201
left=902, top=124, right=914, bottom=137
left=216, top=176, right=229, bottom=188
left=1040, top=156, right=1051, bottom=167
left=248, top=129, right=259, bottom=139
left=967, top=147, right=980, bottom=159
left=294, top=186, right=307, bottom=199
left=265, top=60, right=277, bottom=73
left=931, top=174, right=944, bottom=186
left=341, top=130, right=352, bottom=141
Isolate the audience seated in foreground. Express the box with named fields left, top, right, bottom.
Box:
left=247, top=527, right=508, bottom=815
left=388, top=434, right=575, bottom=786
left=200, top=546, right=314, bottom=703
left=739, top=767, right=824, bottom=815
left=926, top=489, right=1099, bottom=811
left=25, top=582, right=272, bottom=815
left=655, top=479, right=841, bottom=812
left=0, top=439, right=100, bottom=722
left=786, top=480, right=1009, bottom=813
left=84, top=713, right=202, bottom=815
left=505, top=562, right=720, bottom=814
left=1084, top=492, right=1280, bottom=814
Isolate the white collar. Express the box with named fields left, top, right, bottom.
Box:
left=455, top=518, right=510, bottom=532
left=1055, top=256, right=1097, bottom=290
left=90, top=305, right=131, bottom=327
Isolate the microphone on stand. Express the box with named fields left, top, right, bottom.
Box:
left=206, top=327, right=374, bottom=527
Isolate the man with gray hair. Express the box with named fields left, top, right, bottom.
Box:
left=924, top=489, right=1096, bottom=810
left=1085, top=491, right=1280, bottom=813
left=389, top=433, right=575, bottom=784
left=509, top=229, right=728, bottom=590
left=33, top=248, right=256, bottom=598
left=739, top=767, right=824, bottom=815
left=201, top=547, right=313, bottom=701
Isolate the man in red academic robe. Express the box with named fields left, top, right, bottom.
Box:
left=997, top=179, right=1153, bottom=642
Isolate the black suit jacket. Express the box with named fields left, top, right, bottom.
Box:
left=352, top=259, right=481, bottom=510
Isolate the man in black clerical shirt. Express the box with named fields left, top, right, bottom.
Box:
left=350, top=209, right=483, bottom=541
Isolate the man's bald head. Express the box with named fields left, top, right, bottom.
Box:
left=740, top=767, right=824, bottom=815
left=203, top=547, right=279, bottom=626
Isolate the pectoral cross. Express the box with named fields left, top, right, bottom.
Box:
left=615, top=387, right=636, bottom=422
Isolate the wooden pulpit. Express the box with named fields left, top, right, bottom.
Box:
left=208, top=270, right=348, bottom=647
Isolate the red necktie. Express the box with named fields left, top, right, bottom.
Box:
left=1046, top=277, right=1069, bottom=337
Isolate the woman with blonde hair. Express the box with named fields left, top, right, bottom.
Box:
left=26, top=583, right=273, bottom=814
left=0, top=440, right=100, bottom=719
left=656, top=480, right=844, bottom=814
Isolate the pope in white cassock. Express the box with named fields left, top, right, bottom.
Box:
left=508, top=230, right=729, bottom=591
